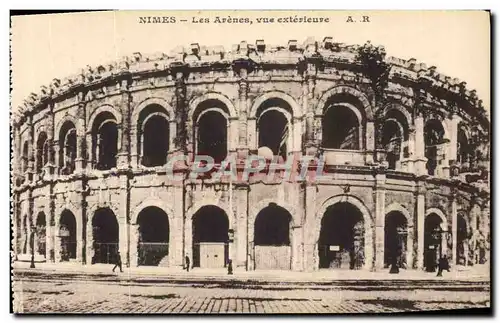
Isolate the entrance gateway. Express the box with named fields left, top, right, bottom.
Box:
left=192, top=206, right=229, bottom=268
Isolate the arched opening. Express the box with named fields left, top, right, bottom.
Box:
left=138, top=105, right=170, bottom=167
left=59, top=210, right=77, bottom=261
left=196, top=110, right=227, bottom=164
left=192, top=206, right=229, bottom=268
left=58, top=121, right=77, bottom=175
left=256, top=99, right=292, bottom=161
left=253, top=204, right=292, bottom=270
left=36, top=132, right=48, bottom=174
left=382, top=120, right=402, bottom=170
left=35, top=212, right=46, bottom=257
left=424, top=120, right=445, bottom=176
left=92, top=208, right=119, bottom=264
left=258, top=110, right=289, bottom=161
left=424, top=213, right=444, bottom=272
left=318, top=202, right=365, bottom=269
left=384, top=211, right=408, bottom=268
left=456, top=214, right=469, bottom=266
left=322, top=105, right=360, bottom=150
left=92, top=112, right=118, bottom=170
left=457, top=128, right=470, bottom=170
left=137, top=207, right=170, bottom=266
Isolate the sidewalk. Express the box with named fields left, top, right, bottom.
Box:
left=12, top=261, right=490, bottom=283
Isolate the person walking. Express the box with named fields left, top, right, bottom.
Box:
left=185, top=255, right=190, bottom=272
left=436, top=255, right=450, bottom=277
left=112, top=251, right=123, bottom=273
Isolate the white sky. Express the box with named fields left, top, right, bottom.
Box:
left=11, top=10, right=490, bottom=112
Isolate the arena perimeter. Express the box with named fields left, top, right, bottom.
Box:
left=12, top=37, right=490, bottom=273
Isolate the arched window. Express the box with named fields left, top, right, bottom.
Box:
left=36, top=132, right=48, bottom=174
left=380, top=108, right=409, bottom=170
left=424, top=119, right=446, bottom=176
left=381, top=120, right=402, bottom=170
left=58, top=121, right=77, bottom=175
left=256, top=99, right=291, bottom=161
left=194, top=100, right=229, bottom=164
left=322, top=104, right=360, bottom=150
left=138, top=105, right=170, bottom=167
left=92, top=112, right=118, bottom=170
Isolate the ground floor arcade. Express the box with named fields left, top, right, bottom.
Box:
left=14, top=194, right=489, bottom=272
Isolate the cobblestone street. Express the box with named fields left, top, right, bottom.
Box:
left=12, top=271, right=490, bottom=314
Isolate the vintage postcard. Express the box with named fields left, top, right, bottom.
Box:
left=10, top=10, right=491, bottom=314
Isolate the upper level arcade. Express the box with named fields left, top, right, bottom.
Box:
left=11, top=37, right=490, bottom=189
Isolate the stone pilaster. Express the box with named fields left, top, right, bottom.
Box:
left=416, top=186, right=426, bottom=270
left=75, top=102, right=86, bottom=172
left=47, top=196, right=55, bottom=262
left=374, top=172, right=386, bottom=271
left=171, top=185, right=184, bottom=268
left=235, top=186, right=248, bottom=269
left=117, top=80, right=132, bottom=168
left=303, top=75, right=318, bottom=156
left=237, top=69, right=249, bottom=158
left=129, top=224, right=139, bottom=267
left=470, top=199, right=481, bottom=264
left=74, top=181, right=83, bottom=264
left=118, top=174, right=129, bottom=266
left=27, top=190, right=34, bottom=256
left=27, top=120, right=35, bottom=183
left=450, top=191, right=458, bottom=266
left=441, top=115, right=459, bottom=178
left=366, top=121, right=375, bottom=164
left=12, top=194, right=19, bottom=260
left=303, top=183, right=317, bottom=271
left=174, top=71, right=188, bottom=155
left=414, top=116, right=427, bottom=175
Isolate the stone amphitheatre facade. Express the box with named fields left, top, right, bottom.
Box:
left=11, top=37, right=490, bottom=272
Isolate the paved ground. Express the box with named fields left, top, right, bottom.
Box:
left=12, top=269, right=490, bottom=314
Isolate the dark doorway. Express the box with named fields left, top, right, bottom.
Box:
left=192, top=206, right=229, bottom=268
left=137, top=207, right=170, bottom=266
left=424, top=213, right=443, bottom=272
left=318, top=202, right=364, bottom=269
left=60, top=210, right=77, bottom=261
left=384, top=211, right=408, bottom=268
left=92, top=208, right=119, bottom=264
left=254, top=205, right=292, bottom=270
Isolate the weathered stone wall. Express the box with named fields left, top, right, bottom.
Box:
left=12, top=38, right=490, bottom=271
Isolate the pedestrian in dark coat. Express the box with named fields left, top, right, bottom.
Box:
left=436, top=255, right=450, bottom=277
left=185, top=255, right=190, bottom=272
left=113, top=251, right=123, bottom=273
